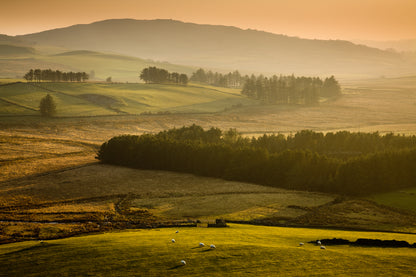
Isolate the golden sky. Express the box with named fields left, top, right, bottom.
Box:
left=1, top=0, right=415, bottom=40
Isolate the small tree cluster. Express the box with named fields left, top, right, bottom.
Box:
left=242, top=74, right=341, bottom=105
left=24, top=69, right=89, bottom=82
left=139, top=67, right=188, bottom=85
left=190, top=68, right=244, bottom=88
left=39, top=94, right=57, bottom=117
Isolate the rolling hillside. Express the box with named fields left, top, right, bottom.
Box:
left=18, top=19, right=416, bottom=78
left=1, top=224, right=416, bottom=276
left=0, top=82, right=255, bottom=116
left=0, top=44, right=36, bottom=56
left=0, top=44, right=195, bottom=81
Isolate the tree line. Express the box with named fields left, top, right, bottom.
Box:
left=242, top=75, right=341, bottom=105
left=96, top=125, right=416, bottom=196
left=190, top=68, right=341, bottom=105
left=190, top=68, right=244, bottom=88
left=24, top=69, right=89, bottom=82
left=139, top=67, right=188, bottom=85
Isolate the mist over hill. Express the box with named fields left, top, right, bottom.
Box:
left=0, top=44, right=35, bottom=56
left=17, top=19, right=416, bottom=79
left=353, top=39, right=416, bottom=53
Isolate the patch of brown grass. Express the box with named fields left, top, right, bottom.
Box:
left=0, top=135, right=97, bottom=182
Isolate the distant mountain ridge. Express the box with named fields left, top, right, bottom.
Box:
left=353, top=39, right=416, bottom=52
left=14, top=19, right=416, bottom=78
left=0, top=44, right=35, bottom=56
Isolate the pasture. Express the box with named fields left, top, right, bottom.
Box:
left=0, top=47, right=195, bottom=82
left=1, top=224, right=416, bottom=276
left=1, top=163, right=416, bottom=244
left=369, top=187, right=416, bottom=213
left=0, top=82, right=252, bottom=116
left=0, top=76, right=416, bottom=277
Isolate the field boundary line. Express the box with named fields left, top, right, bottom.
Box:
left=0, top=97, right=38, bottom=111
left=0, top=162, right=99, bottom=186
left=27, top=83, right=130, bottom=115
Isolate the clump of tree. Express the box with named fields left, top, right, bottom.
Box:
left=190, top=68, right=244, bottom=88
left=39, top=94, right=57, bottom=117
left=97, top=125, right=416, bottom=196
left=24, top=69, right=89, bottom=82
left=241, top=74, right=341, bottom=105
left=139, top=67, right=188, bottom=85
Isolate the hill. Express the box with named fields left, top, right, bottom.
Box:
left=0, top=82, right=253, bottom=116
left=353, top=38, right=416, bottom=52
left=0, top=45, right=195, bottom=81
left=0, top=44, right=36, bottom=56
left=0, top=34, right=33, bottom=46
left=1, top=224, right=416, bottom=276
left=18, top=19, right=416, bottom=79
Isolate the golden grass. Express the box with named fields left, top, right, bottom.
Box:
left=0, top=77, right=415, bottom=245
left=25, top=202, right=115, bottom=214
left=131, top=192, right=330, bottom=221
left=0, top=135, right=97, bottom=182
left=1, top=224, right=416, bottom=276
left=0, top=164, right=334, bottom=205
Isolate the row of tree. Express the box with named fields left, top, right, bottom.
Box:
left=190, top=68, right=341, bottom=104
left=190, top=68, right=244, bottom=88
left=242, top=75, right=341, bottom=105
left=24, top=69, right=89, bottom=82
left=96, top=125, right=416, bottom=196
left=139, top=67, right=188, bottom=85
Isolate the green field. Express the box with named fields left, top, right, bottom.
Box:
left=1, top=224, right=416, bottom=276
left=369, top=187, right=416, bottom=213
left=0, top=46, right=196, bottom=82
left=0, top=82, right=256, bottom=116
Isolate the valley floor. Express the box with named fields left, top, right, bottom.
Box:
left=0, top=79, right=416, bottom=244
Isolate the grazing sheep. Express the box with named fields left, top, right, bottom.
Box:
left=320, top=246, right=326, bottom=250
left=171, top=239, right=176, bottom=243
left=317, top=240, right=322, bottom=245
left=299, top=242, right=304, bottom=246
left=176, top=230, right=179, bottom=233
left=210, top=244, right=216, bottom=249
left=180, top=260, right=186, bottom=265
left=199, top=242, right=205, bottom=247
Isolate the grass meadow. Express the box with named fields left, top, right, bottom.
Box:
left=0, top=48, right=196, bottom=82
left=0, top=82, right=253, bottom=116
left=1, top=77, right=416, bottom=275
left=369, top=187, right=416, bottom=213
left=1, top=224, right=416, bottom=276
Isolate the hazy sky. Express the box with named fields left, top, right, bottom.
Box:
left=1, top=0, right=415, bottom=40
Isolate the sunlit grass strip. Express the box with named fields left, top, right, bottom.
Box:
left=1, top=224, right=416, bottom=276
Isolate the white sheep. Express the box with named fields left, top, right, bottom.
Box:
left=199, top=242, right=205, bottom=247
left=180, top=260, right=186, bottom=265
left=299, top=242, right=304, bottom=246
left=210, top=244, right=216, bottom=249
left=171, top=239, right=176, bottom=243
left=320, top=245, right=326, bottom=250
left=317, top=240, right=322, bottom=245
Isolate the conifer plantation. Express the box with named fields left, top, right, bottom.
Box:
left=97, top=125, right=416, bottom=196
left=24, top=69, right=89, bottom=82
left=190, top=68, right=341, bottom=105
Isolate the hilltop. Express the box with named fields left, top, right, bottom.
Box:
left=17, top=19, right=416, bottom=79
left=0, top=46, right=195, bottom=81
left=0, top=44, right=36, bottom=56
